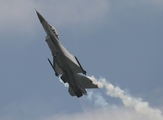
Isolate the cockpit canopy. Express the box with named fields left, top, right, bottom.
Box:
left=49, top=24, right=58, bottom=37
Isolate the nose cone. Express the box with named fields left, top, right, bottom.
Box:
left=36, top=10, right=46, bottom=23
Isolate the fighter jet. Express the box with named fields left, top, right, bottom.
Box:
left=36, top=11, right=98, bottom=98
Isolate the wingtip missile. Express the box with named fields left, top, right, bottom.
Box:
left=75, top=56, right=87, bottom=75
left=47, top=58, right=59, bottom=77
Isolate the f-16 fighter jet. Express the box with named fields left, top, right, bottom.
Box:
left=36, top=11, right=98, bottom=98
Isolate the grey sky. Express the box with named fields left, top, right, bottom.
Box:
left=0, top=0, right=163, bottom=120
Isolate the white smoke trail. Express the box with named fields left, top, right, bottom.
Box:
left=87, top=91, right=108, bottom=107
left=87, top=76, right=163, bottom=120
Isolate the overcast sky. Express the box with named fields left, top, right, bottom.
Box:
left=0, top=0, right=163, bottom=120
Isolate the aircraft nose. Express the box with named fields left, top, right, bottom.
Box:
left=36, top=10, right=45, bottom=23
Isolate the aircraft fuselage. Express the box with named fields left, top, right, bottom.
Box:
left=38, top=13, right=83, bottom=97
left=36, top=11, right=98, bottom=98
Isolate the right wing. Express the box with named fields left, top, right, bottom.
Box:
left=59, top=42, right=84, bottom=74
left=64, top=55, right=83, bottom=74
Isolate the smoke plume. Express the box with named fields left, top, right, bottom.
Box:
left=87, top=76, right=163, bottom=120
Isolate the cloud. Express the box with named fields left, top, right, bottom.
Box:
left=0, top=0, right=109, bottom=33
left=140, top=0, right=163, bottom=7
left=40, top=76, right=163, bottom=120
left=0, top=0, right=110, bottom=46
left=89, top=76, right=163, bottom=120
left=86, top=91, right=108, bottom=107
left=1, top=0, right=162, bottom=34
left=40, top=107, right=162, bottom=120
left=44, top=0, right=110, bottom=26
left=0, top=73, right=162, bottom=120
left=0, top=0, right=36, bottom=32
left=1, top=0, right=162, bottom=45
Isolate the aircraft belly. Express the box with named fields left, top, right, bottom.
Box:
left=56, top=55, right=66, bottom=68
left=46, top=38, right=66, bottom=69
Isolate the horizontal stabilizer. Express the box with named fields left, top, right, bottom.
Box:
left=68, top=86, right=76, bottom=96
left=75, top=74, right=98, bottom=89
